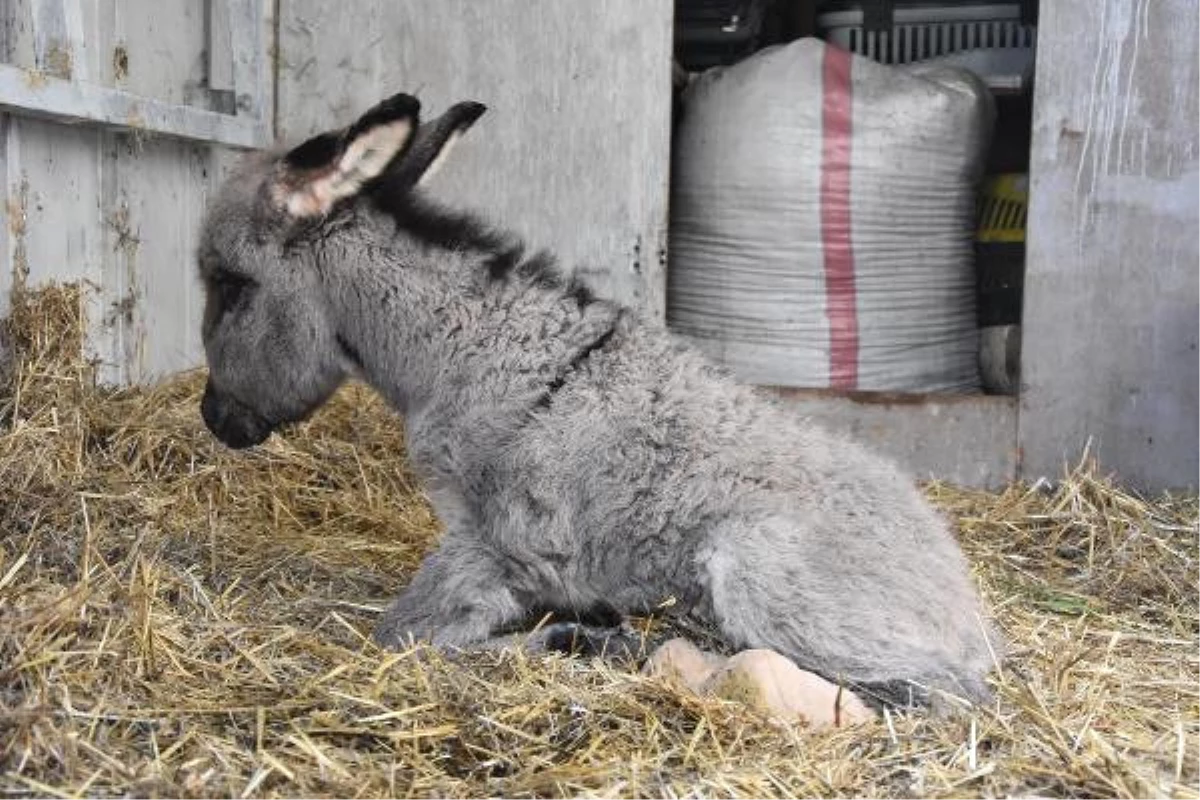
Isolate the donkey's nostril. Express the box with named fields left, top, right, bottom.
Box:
left=217, top=415, right=273, bottom=449
left=200, top=379, right=273, bottom=449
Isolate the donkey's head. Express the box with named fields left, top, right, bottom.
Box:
left=198, top=93, right=485, bottom=448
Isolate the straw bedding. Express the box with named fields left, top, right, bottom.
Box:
left=1, top=285, right=1196, bottom=798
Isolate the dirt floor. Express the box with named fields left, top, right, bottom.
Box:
left=1, top=286, right=1197, bottom=798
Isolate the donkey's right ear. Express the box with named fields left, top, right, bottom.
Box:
left=383, top=101, right=487, bottom=192
left=275, top=93, right=421, bottom=218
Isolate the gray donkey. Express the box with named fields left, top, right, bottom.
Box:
left=198, top=93, right=1000, bottom=708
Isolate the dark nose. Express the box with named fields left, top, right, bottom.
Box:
left=201, top=379, right=273, bottom=449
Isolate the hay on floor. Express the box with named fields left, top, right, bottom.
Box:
left=0, top=285, right=1196, bottom=798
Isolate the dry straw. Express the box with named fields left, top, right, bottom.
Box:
left=1, top=285, right=1196, bottom=798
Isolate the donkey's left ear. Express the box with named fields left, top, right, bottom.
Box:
left=275, top=93, right=420, bottom=218
left=382, top=101, right=487, bottom=192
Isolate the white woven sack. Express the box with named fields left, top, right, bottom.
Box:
left=668, top=38, right=992, bottom=392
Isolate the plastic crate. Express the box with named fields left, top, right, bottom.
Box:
left=975, top=173, right=1027, bottom=329
left=817, top=2, right=1036, bottom=88
left=977, top=172, right=1028, bottom=243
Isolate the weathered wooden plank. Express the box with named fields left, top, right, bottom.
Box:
left=1021, top=0, right=1199, bottom=490
left=60, top=0, right=102, bottom=81
left=98, top=134, right=217, bottom=383
left=207, top=0, right=235, bottom=93
left=228, top=0, right=272, bottom=123
left=105, top=0, right=208, bottom=107
left=0, top=5, right=16, bottom=64
left=277, top=0, right=673, bottom=319
left=3, top=1, right=45, bottom=73
left=0, top=63, right=270, bottom=148
left=0, top=115, right=105, bottom=297
left=7, top=1, right=119, bottom=85
left=31, top=0, right=73, bottom=78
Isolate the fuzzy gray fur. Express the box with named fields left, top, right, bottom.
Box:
left=197, top=94, right=1001, bottom=707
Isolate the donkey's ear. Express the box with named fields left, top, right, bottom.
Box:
left=276, top=93, right=421, bottom=217
left=383, top=101, right=487, bottom=192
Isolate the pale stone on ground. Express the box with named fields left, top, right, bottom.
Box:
left=643, top=638, right=876, bottom=728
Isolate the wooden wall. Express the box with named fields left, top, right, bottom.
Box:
left=0, top=0, right=269, bottom=384
left=276, top=0, right=675, bottom=318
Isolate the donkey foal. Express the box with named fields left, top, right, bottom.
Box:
left=197, top=93, right=1001, bottom=708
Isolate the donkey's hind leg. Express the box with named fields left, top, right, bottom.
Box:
left=372, top=534, right=526, bottom=650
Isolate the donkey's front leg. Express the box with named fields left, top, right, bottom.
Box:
left=372, top=535, right=525, bottom=650
left=371, top=536, right=643, bottom=661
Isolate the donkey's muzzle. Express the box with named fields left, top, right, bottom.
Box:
left=201, top=380, right=274, bottom=449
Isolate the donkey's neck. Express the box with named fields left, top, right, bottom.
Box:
left=318, top=215, right=623, bottom=423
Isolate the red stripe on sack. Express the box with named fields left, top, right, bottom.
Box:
left=820, top=45, right=859, bottom=390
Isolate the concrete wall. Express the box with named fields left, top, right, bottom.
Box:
left=276, top=0, right=674, bottom=319
left=1021, top=0, right=1199, bottom=490
left=773, top=390, right=1018, bottom=489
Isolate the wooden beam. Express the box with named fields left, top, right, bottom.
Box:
left=229, top=0, right=273, bottom=124
left=208, top=0, right=236, bottom=93
left=0, top=63, right=270, bottom=149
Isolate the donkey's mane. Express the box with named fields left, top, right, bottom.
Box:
left=368, top=186, right=598, bottom=309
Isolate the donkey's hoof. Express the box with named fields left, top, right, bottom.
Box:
left=536, top=622, right=644, bottom=663
left=371, top=618, right=429, bottom=652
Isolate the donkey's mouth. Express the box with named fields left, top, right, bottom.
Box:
left=200, top=380, right=276, bottom=450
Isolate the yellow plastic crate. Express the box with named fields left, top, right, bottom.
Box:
left=977, top=172, right=1028, bottom=243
